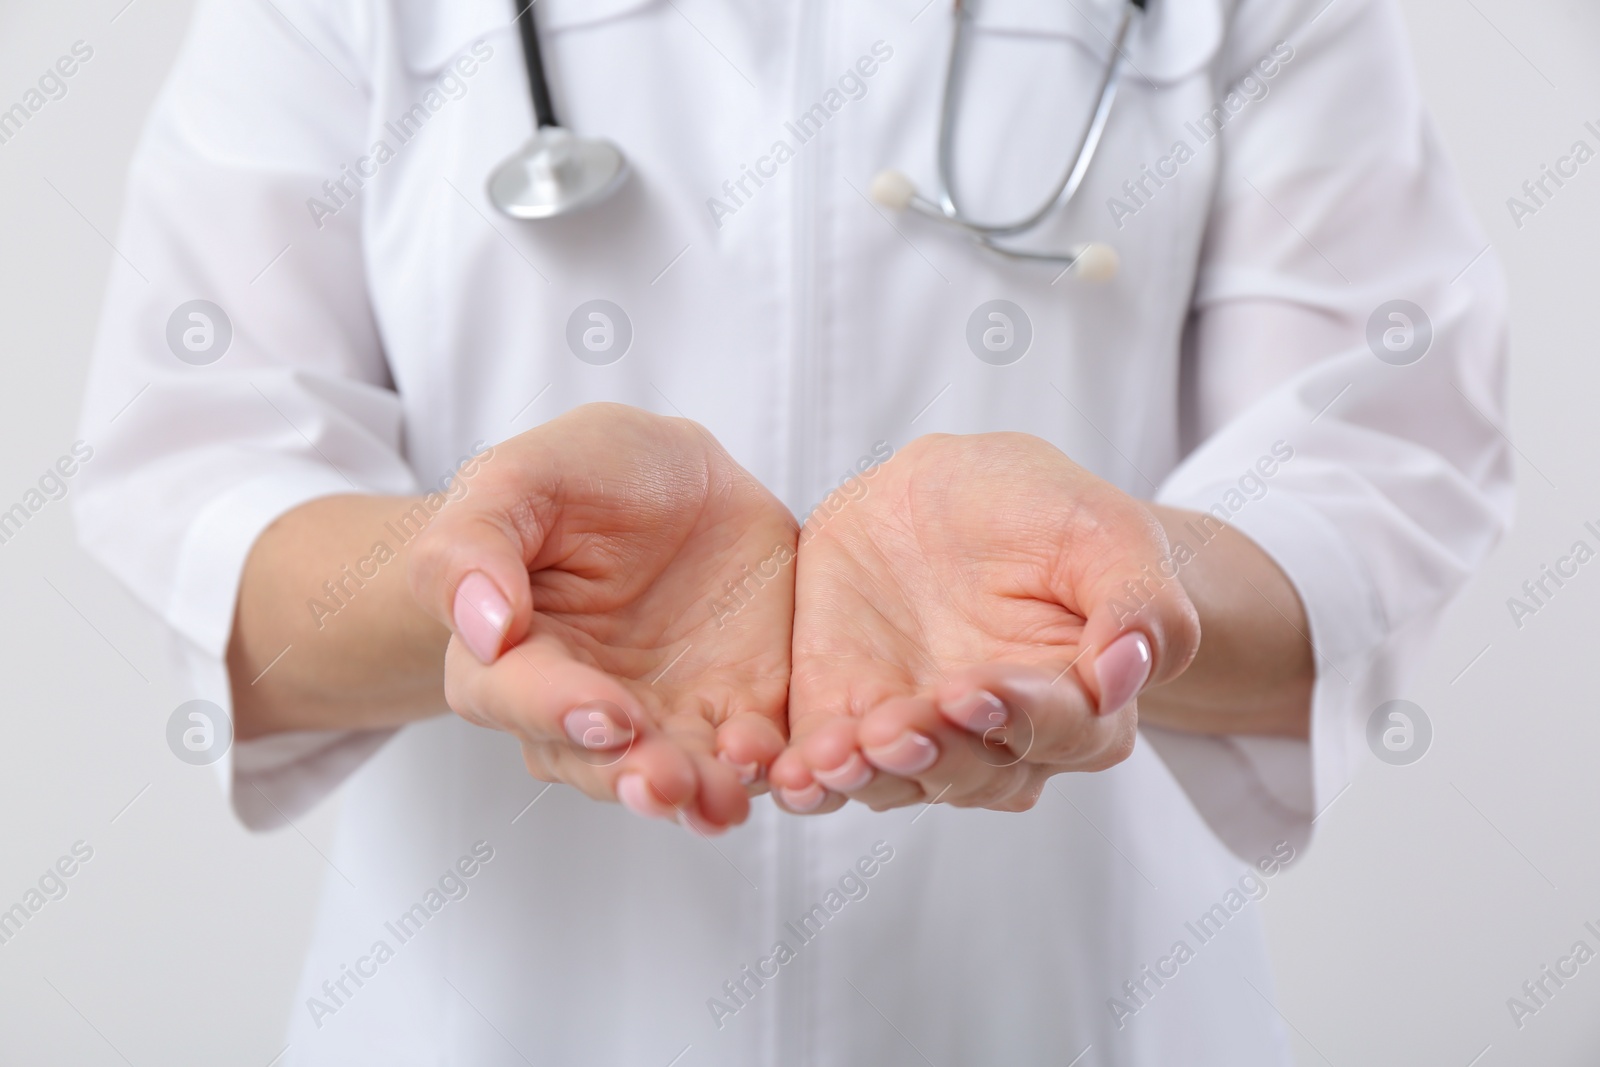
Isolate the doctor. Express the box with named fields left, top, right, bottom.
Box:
left=76, top=0, right=1509, bottom=1063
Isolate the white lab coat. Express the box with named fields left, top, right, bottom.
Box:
left=75, top=0, right=1510, bottom=1061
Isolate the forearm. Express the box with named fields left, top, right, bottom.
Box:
left=228, top=494, right=451, bottom=740
left=1135, top=504, right=1313, bottom=739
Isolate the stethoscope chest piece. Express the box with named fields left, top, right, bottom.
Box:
left=488, top=126, right=630, bottom=220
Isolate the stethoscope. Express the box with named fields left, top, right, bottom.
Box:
left=488, top=0, right=1142, bottom=281
left=486, top=0, right=631, bottom=219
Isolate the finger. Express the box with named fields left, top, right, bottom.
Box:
left=771, top=780, right=849, bottom=816
left=786, top=653, right=913, bottom=745
left=776, top=714, right=927, bottom=812
left=445, top=632, right=644, bottom=751
left=620, top=712, right=761, bottom=832
left=530, top=724, right=760, bottom=832
left=521, top=731, right=700, bottom=816
left=858, top=696, right=1036, bottom=811
left=714, top=711, right=787, bottom=790
left=408, top=456, right=556, bottom=662
left=1055, top=500, right=1201, bottom=712
left=683, top=749, right=753, bottom=831
left=656, top=712, right=748, bottom=831
left=779, top=657, right=915, bottom=814
left=767, top=718, right=858, bottom=815
left=1081, top=630, right=1155, bottom=721
left=933, top=663, right=1138, bottom=771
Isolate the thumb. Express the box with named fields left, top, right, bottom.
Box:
left=408, top=490, right=550, bottom=665
left=1072, top=531, right=1200, bottom=718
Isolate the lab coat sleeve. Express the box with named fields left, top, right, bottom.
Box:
left=1143, top=0, right=1513, bottom=860
left=73, top=0, right=418, bottom=830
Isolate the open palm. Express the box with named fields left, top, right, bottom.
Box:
left=411, top=403, right=798, bottom=831
left=770, top=433, right=1199, bottom=814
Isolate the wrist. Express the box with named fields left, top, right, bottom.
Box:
left=1137, top=504, right=1313, bottom=739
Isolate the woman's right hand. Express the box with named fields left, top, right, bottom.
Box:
left=408, top=403, right=799, bottom=834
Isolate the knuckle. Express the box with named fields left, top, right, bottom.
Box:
left=990, top=775, right=1045, bottom=813
left=1086, top=718, right=1138, bottom=770
left=948, top=768, right=1014, bottom=810
left=1033, top=711, right=1092, bottom=765
left=859, top=779, right=923, bottom=811
left=442, top=648, right=478, bottom=712
left=520, top=743, right=560, bottom=783
left=1161, top=599, right=1203, bottom=674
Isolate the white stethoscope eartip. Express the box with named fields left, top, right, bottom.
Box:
left=869, top=169, right=919, bottom=211
left=870, top=171, right=1117, bottom=281
left=1069, top=243, right=1119, bottom=283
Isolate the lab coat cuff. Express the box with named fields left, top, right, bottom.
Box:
left=229, top=726, right=399, bottom=832
left=166, top=465, right=397, bottom=831
left=167, top=465, right=357, bottom=658
left=1147, top=484, right=1385, bottom=859
left=175, top=638, right=399, bottom=831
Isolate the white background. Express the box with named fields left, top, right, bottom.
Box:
left=1, top=0, right=1597, bottom=1063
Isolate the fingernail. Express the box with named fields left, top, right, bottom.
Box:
left=778, top=783, right=826, bottom=813
left=677, top=809, right=729, bottom=837
left=1095, top=632, right=1152, bottom=716
left=940, top=690, right=1008, bottom=735
left=863, top=732, right=938, bottom=775
left=812, top=751, right=874, bottom=793
left=616, top=775, right=674, bottom=821
left=453, top=571, right=512, bottom=664
left=564, top=702, right=632, bottom=750
left=718, top=752, right=761, bottom=785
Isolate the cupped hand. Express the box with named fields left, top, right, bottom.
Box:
left=769, top=432, right=1200, bottom=815
left=408, top=403, right=798, bottom=834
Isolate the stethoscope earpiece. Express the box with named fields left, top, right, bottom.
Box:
left=1066, top=243, right=1119, bottom=282
left=866, top=0, right=1142, bottom=277
left=871, top=170, right=1121, bottom=282
left=869, top=170, right=919, bottom=212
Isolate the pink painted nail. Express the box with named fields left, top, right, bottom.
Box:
left=453, top=571, right=512, bottom=664
left=812, top=751, right=874, bottom=793
left=616, top=775, right=674, bottom=821
left=718, top=752, right=761, bottom=785
left=1095, top=632, right=1152, bottom=716
left=940, top=690, right=1008, bottom=736
left=863, top=732, right=938, bottom=775
left=778, top=783, right=826, bottom=813
left=564, top=702, right=632, bottom=750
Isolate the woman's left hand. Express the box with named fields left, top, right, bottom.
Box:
left=768, top=432, right=1202, bottom=814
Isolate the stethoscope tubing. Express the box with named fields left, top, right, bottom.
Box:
left=498, top=0, right=1138, bottom=276
left=929, top=1, right=1136, bottom=240
left=514, top=0, right=559, bottom=129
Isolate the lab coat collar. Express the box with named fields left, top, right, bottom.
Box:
left=396, top=0, right=659, bottom=73
left=970, top=0, right=1224, bottom=84
left=396, top=0, right=1223, bottom=85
